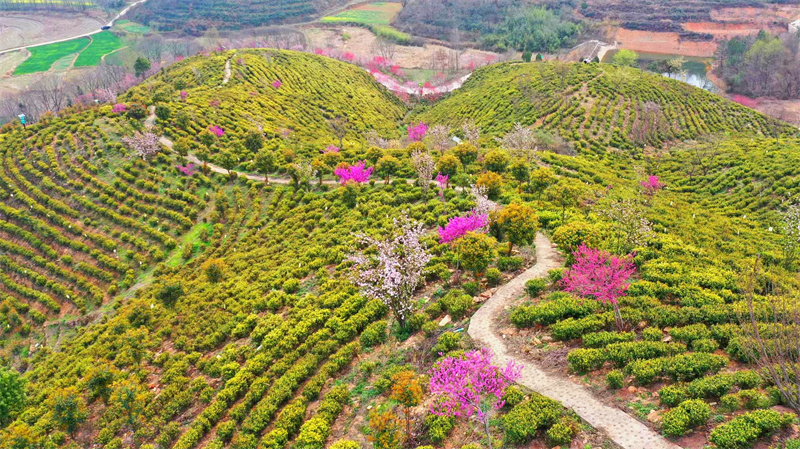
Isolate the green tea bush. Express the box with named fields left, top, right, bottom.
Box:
left=606, top=370, right=624, bottom=389
left=661, top=399, right=711, bottom=437
left=709, top=410, right=795, bottom=449
left=524, top=278, right=547, bottom=297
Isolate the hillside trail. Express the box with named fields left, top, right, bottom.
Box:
left=468, top=233, right=682, bottom=449
left=222, top=58, right=232, bottom=85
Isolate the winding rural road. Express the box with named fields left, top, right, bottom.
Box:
left=468, top=233, right=682, bottom=449
left=0, top=0, right=150, bottom=56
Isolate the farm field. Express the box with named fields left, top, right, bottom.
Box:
left=74, top=31, right=124, bottom=67
left=320, top=1, right=412, bottom=43
left=0, top=14, right=104, bottom=52
left=115, top=18, right=150, bottom=33
left=1, top=50, right=800, bottom=449
left=12, top=37, right=90, bottom=75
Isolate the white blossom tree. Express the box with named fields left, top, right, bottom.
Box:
left=348, top=214, right=432, bottom=328
left=428, top=124, right=452, bottom=154
left=411, top=150, right=435, bottom=193
left=122, top=132, right=162, bottom=160
left=462, top=119, right=480, bottom=146
left=497, top=122, right=538, bottom=161
left=595, top=197, right=654, bottom=253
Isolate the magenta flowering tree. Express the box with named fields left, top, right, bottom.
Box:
left=347, top=214, right=431, bottom=328
left=429, top=348, right=522, bottom=449
left=562, top=244, right=636, bottom=330
left=438, top=212, right=489, bottom=244
left=325, top=145, right=340, bottom=153
left=640, top=175, right=664, bottom=196
left=111, top=103, right=127, bottom=114
left=180, top=91, right=188, bottom=102
left=176, top=163, right=195, bottom=176
left=272, top=79, right=282, bottom=89
left=334, top=160, right=373, bottom=184
left=408, top=122, right=428, bottom=142
left=208, top=125, right=224, bottom=137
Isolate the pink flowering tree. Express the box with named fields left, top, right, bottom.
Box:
left=408, top=122, right=429, bottom=142
left=335, top=160, right=373, bottom=184
left=429, top=348, right=522, bottom=449
left=438, top=213, right=489, bottom=244
left=176, top=163, right=195, bottom=176
left=348, top=214, right=432, bottom=328
left=325, top=145, right=340, bottom=154
left=272, top=79, right=282, bottom=89
left=208, top=125, right=224, bottom=137
left=640, top=175, right=664, bottom=196
left=111, top=103, right=127, bottom=114
left=180, top=91, right=188, bottom=102
left=562, top=245, right=636, bottom=330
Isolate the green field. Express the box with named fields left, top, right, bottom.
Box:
left=116, top=19, right=150, bottom=33
left=74, top=32, right=123, bottom=67
left=13, top=38, right=89, bottom=75
left=321, top=2, right=412, bottom=43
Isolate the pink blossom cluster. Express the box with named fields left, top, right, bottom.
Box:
left=436, top=172, right=449, bottom=190
left=111, top=103, right=127, bottom=114
left=562, top=244, right=636, bottom=305
left=176, top=163, right=195, bottom=176
left=180, top=91, right=188, bottom=101
left=208, top=125, right=224, bottom=137
left=343, top=52, right=356, bottom=62
left=272, top=79, right=282, bottom=89
left=408, top=122, right=428, bottom=142
left=731, top=94, right=759, bottom=109
left=324, top=145, right=340, bottom=153
left=334, top=160, right=373, bottom=184
left=429, top=348, right=522, bottom=422
left=640, top=175, right=664, bottom=195
left=438, top=212, right=488, bottom=243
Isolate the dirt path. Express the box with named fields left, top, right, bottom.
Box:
left=222, top=58, right=232, bottom=85
left=468, top=233, right=681, bottom=449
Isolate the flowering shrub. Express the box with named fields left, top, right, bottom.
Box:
left=272, top=79, right=282, bottom=89
left=176, top=163, right=195, bottom=176
left=325, top=145, right=340, bottom=153
left=208, top=125, right=224, bottom=137
left=111, top=103, right=127, bottom=114
left=640, top=175, right=663, bottom=195
left=408, top=122, right=428, bottom=142
left=438, top=213, right=489, bottom=244
left=334, top=161, right=372, bottom=184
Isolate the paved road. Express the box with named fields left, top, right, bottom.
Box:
left=468, top=233, right=682, bottom=449
left=0, top=0, right=150, bottom=56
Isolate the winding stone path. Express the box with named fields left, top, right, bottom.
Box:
left=468, top=233, right=681, bottom=449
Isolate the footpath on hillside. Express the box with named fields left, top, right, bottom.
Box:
left=468, top=233, right=681, bottom=449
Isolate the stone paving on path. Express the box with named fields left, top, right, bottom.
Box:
left=468, top=233, right=682, bottom=449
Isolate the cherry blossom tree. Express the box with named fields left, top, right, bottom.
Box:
left=436, top=172, right=448, bottom=203
left=562, top=244, right=636, bottom=330
left=347, top=214, right=431, bottom=328
left=429, top=348, right=522, bottom=449
left=176, top=163, right=195, bottom=176
left=411, top=150, right=435, bottom=192
left=470, top=184, right=495, bottom=216
left=497, top=122, right=538, bottom=161
left=111, top=103, right=127, bottom=114
left=428, top=124, right=452, bottom=154
left=122, top=132, right=162, bottom=160
left=462, top=119, right=481, bottom=146
left=595, top=197, right=654, bottom=253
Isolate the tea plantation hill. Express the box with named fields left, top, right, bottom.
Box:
left=414, top=61, right=795, bottom=151
left=2, top=50, right=800, bottom=449
left=122, top=50, right=408, bottom=161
